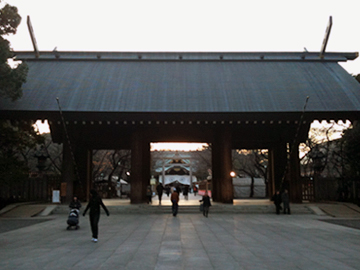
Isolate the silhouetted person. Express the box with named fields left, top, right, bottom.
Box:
left=83, top=189, right=109, bottom=243
left=69, top=196, right=81, bottom=210
left=146, top=185, right=153, bottom=204
left=199, top=191, right=211, bottom=217
left=193, top=185, right=198, bottom=196
left=183, top=185, right=189, bottom=200
left=156, top=183, right=164, bottom=204
left=170, top=189, right=179, bottom=217
left=282, top=189, right=291, bottom=214
left=176, top=185, right=181, bottom=195
left=272, top=190, right=282, bottom=215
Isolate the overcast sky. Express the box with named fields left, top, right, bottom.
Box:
left=5, top=0, right=360, bottom=75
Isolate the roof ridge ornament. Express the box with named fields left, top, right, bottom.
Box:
left=320, top=16, right=333, bottom=59
left=27, top=16, right=39, bottom=58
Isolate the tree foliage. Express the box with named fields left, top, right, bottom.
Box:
left=300, top=121, right=349, bottom=178
left=342, top=123, right=360, bottom=176
left=0, top=1, right=28, bottom=101
left=0, top=120, right=44, bottom=185
left=341, top=74, right=360, bottom=179
left=30, top=133, right=62, bottom=175
left=0, top=2, right=42, bottom=191
left=355, top=74, right=360, bottom=84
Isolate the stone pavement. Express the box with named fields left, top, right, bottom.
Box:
left=1, top=206, right=360, bottom=269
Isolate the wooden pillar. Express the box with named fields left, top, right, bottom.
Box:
left=189, top=160, right=193, bottom=188
left=74, top=147, right=92, bottom=202
left=86, top=149, right=92, bottom=202
left=271, top=142, right=287, bottom=193
left=73, top=146, right=87, bottom=201
left=212, top=127, right=233, bottom=203
left=143, top=140, right=151, bottom=197
left=268, top=148, right=275, bottom=198
left=130, top=129, right=150, bottom=204
left=162, top=159, right=165, bottom=184
left=288, top=143, right=302, bottom=203
left=211, top=141, right=221, bottom=202
left=220, top=128, right=233, bottom=203
left=62, top=140, right=74, bottom=204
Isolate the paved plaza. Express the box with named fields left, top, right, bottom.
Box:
left=1, top=206, right=360, bottom=270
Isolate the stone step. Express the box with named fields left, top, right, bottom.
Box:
left=52, top=204, right=314, bottom=215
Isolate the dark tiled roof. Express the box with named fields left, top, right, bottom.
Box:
left=1, top=52, right=360, bottom=116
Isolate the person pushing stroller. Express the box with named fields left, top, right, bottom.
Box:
left=67, top=196, right=82, bottom=230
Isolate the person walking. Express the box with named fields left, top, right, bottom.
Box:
left=156, top=183, right=164, bottom=205
left=165, top=186, right=170, bottom=197
left=193, top=185, right=198, bottom=196
left=272, top=190, right=282, bottom=215
left=183, top=185, right=189, bottom=200
left=282, top=189, right=291, bottom=214
left=146, top=185, right=152, bottom=204
left=69, top=196, right=81, bottom=210
left=170, top=189, right=179, bottom=217
left=83, top=189, right=109, bottom=243
left=199, top=191, right=211, bottom=217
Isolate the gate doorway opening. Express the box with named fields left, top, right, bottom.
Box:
left=150, top=142, right=211, bottom=200
left=91, top=149, right=131, bottom=199
left=232, top=149, right=269, bottom=199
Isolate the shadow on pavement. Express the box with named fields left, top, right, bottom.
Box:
left=0, top=219, right=51, bottom=234
left=319, top=219, right=360, bottom=230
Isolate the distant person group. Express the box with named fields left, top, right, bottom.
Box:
left=272, top=189, right=291, bottom=215
left=68, top=184, right=211, bottom=242
left=150, top=183, right=211, bottom=217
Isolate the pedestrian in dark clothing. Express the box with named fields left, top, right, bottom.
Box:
left=183, top=186, right=189, bottom=200
left=165, top=186, right=170, bottom=197
left=272, top=190, right=282, bottom=215
left=170, top=190, right=179, bottom=217
left=282, top=189, right=291, bottom=214
left=199, top=191, right=211, bottom=217
left=83, top=189, right=109, bottom=243
left=146, top=185, right=152, bottom=204
left=156, top=183, right=164, bottom=205
left=69, top=196, right=81, bottom=210
left=193, top=186, right=198, bottom=196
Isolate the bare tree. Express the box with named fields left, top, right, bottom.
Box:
left=300, top=121, right=350, bottom=178
left=92, top=149, right=131, bottom=198
left=232, top=149, right=268, bottom=197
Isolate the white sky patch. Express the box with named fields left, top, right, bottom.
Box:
left=34, top=120, right=50, bottom=134
left=310, top=119, right=351, bottom=141
left=151, top=143, right=207, bottom=151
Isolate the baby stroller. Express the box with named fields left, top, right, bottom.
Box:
left=67, top=208, right=80, bottom=230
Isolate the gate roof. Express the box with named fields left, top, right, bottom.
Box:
left=1, top=51, right=360, bottom=121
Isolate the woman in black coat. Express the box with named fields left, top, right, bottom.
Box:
left=199, top=191, right=212, bottom=217
left=272, top=190, right=282, bottom=215
left=83, top=189, right=109, bottom=243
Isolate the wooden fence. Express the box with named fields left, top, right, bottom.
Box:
left=0, top=175, right=61, bottom=203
